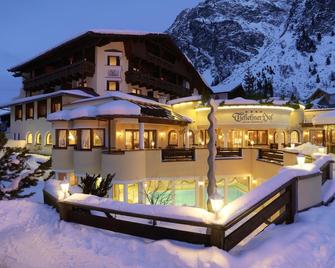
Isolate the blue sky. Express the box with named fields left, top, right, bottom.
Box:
left=0, top=0, right=201, bottom=102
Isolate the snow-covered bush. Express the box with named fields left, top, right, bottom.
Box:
left=78, top=173, right=115, bottom=197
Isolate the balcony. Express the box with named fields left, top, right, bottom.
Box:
left=125, top=70, right=191, bottom=97
left=24, top=60, right=95, bottom=91
left=161, top=148, right=195, bottom=162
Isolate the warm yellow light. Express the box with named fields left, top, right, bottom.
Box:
left=250, top=140, right=255, bottom=146
left=60, top=182, right=70, bottom=199
left=198, top=180, right=205, bottom=186
left=269, top=134, right=273, bottom=139
left=151, top=141, right=155, bottom=147
left=96, top=177, right=102, bottom=188
left=297, top=154, right=305, bottom=166
left=68, top=132, right=75, bottom=142
left=159, top=132, right=165, bottom=137
left=187, top=131, right=192, bottom=137
left=117, top=131, right=122, bottom=138
left=290, top=143, right=295, bottom=149
left=318, top=147, right=326, bottom=154
left=210, top=192, right=224, bottom=219
left=218, top=135, right=223, bottom=140
left=252, top=179, right=257, bottom=184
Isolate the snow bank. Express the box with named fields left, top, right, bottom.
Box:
left=284, top=142, right=323, bottom=156
left=69, top=105, right=97, bottom=119
left=167, top=95, right=201, bottom=105
left=47, top=110, right=70, bottom=121
left=321, top=180, right=335, bottom=203
left=64, top=193, right=216, bottom=224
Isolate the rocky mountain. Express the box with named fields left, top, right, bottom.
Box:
left=167, top=0, right=335, bottom=99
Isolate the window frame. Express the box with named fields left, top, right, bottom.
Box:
left=55, top=129, right=68, bottom=149
left=25, top=103, right=34, bottom=120
left=78, top=128, right=92, bottom=151
left=106, top=80, right=120, bottom=91
left=15, top=105, right=23, bottom=121
left=248, top=130, right=268, bottom=145
left=37, top=99, right=47, bottom=118
left=107, top=55, right=120, bottom=66
left=35, top=132, right=42, bottom=145
left=51, top=96, right=62, bottom=113
left=45, top=132, right=53, bottom=146
left=26, top=132, right=33, bottom=144
left=92, top=128, right=105, bottom=148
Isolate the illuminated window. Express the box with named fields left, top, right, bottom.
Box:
left=127, top=184, right=139, bottom=204
left=26, top=133, right=33, bottom=144
left=68, top=130, right=77, bottom=146
left=80, top=129, right=91, bottom=150
left=132, top=88, right=141, bottom=95
left=309, top=130, right=324, bottom=146
left=168, top=130, right=178, bottom=146
left=107, top=55, right=120, bottom=66
left=56, top=129, right=67, bottom=148
left=106, top=81, right=119, bottom=91
left=290, top=130, right=300, bottom=144
left=113, top=184, right=124, bottom=201
left=37, top=100, right=47, bottom=118
left=45, top=132, right=52, bottom=145
left=35, top=133, right=42, bottom=145
left=51, top=97, right=62, bottom=113
left=93, top=129, right=104, bottom=147
left=15, top=105, right=22, bottom=120
left=25, top=103, right=34, bottom=119
left=248, top=130, right=268, bottom=145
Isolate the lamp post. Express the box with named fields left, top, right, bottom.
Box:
left=60, top=182, right=70, bottom=199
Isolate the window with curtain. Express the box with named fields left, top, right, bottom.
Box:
left=25, top=103, right=34, bottom=119
left=93, top=129, right=104, bottom=147
left=68, top=130, right=77, bottom=146
left=248, top=130, right=268, bottom=145
left=168, top=130, right=178, bottom=146
left=56, top=130, right=67, bottom=148
left=15, top=105, right=22, bottom=120
left=51, top=97, right=62, bottom=113
left=81, top=129, right=91, bottom=149
left=106, top=81, right=119, bottom=91
left=107, top=55, right=120, bottom=66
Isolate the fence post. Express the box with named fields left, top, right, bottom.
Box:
left=59, top=202, right=72, bottom=221
left=286, top=178, right=298, bottom=224
left=208, top=226, right=225, bottom=249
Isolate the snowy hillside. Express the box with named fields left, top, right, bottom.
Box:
left=168, top=0, right=335, bottom=99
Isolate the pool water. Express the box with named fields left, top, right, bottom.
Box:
left=174, top=184, right=246, bottom=207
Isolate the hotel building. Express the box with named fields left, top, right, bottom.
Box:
left=2, top=30, right=335, bottom=207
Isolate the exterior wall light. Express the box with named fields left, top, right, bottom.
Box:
left=198, top=180, right=205, bottom=186
left=210, top=192, right=224, bottom=219
left=250, top=140, right=255, bottom=146
left=151, top=141, right=155, bottom=148
left=318, top=147, right=326, bottom=154
left=297, top=154, right=305, bottom=166
left=60, top=182, right=70, bottom=199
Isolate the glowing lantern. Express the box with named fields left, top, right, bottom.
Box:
left=297, top=154, right=305, bottom=167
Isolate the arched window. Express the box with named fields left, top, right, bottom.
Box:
left=35, top=132, right=42, bottom=145
left=168, top=130, right=178, bottom=146
left=274, top=131, right=286, bottom=145
left=26, top=132, right=33, bottom=144
left=45, top=132, right=53, bottom=145
left=290, top=130, right=300, bottom=144
left=184, top=129, right=195, bottom=146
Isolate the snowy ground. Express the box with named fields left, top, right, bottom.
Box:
left=1, top=197, right=335, bottom=267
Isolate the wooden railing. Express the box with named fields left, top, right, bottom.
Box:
left=161, top=148, right=195, bottom=162
left=216, top=148, right=242, bottom=159
left=258, top=149, right=284, bottom=165
left=125, top=70, right=191, bottom=97
left=24, top=60, right=95, bottom=90
left=58, top=200, right=216, bottom=246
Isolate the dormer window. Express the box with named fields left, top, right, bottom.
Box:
left=107, top=56, right=120, bottom=66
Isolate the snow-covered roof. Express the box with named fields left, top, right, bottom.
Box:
left=312, top=109, right=335, bottom=125
left=72, top=91, right=169, bottom=107
left=222, top=97, right=259, bottom=105
left=48, top=100, right=141, bottom=121
left=9, top=30, right=167, bottom=71
left=97, top=100, right=140, bottom=116
left=167, top=95, right=201, bottom=105
left=0, top=90, right=94, bottom=108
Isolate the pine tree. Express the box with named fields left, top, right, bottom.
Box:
left=317, top=32, right=322, bottom=42
left=243, top=69, right=255, bottom=97
left=332, top=31, right=335, bottom=37
left=310, top=55, right=314, bottom=62
left=316, top=74, right=320, bottom=83
left=326, top=55, right=331, bottom=65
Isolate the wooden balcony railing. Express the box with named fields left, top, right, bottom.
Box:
left=24, top=60, right=95, bottom=90
left=216, top=148, right=242, bottom=159
left=258, top=149, right=284, bottom=165
left=125, top=70, right=191, bottom=97
left=161, top=148, right=195, bottom=162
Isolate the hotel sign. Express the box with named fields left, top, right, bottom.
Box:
left=232, top=111, right=273, bottom=123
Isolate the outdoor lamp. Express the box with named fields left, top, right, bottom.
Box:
left=96, top=177, right=102, bottom=188
left=250, top=140, right=255, bottom=147
left=290, top=143, right=295, bottom=149
left=60, top=182, right=70, bottom=199
left=297, top=154, right=305, bottom=167
left=318, top=147, right=326, bottom=154
left=210, top=192, right=224, bottom=219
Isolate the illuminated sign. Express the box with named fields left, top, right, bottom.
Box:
left=232, top=111, right=273, bottom=123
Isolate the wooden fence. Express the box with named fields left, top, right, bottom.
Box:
left=48, top=160, right=333, bottom=251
